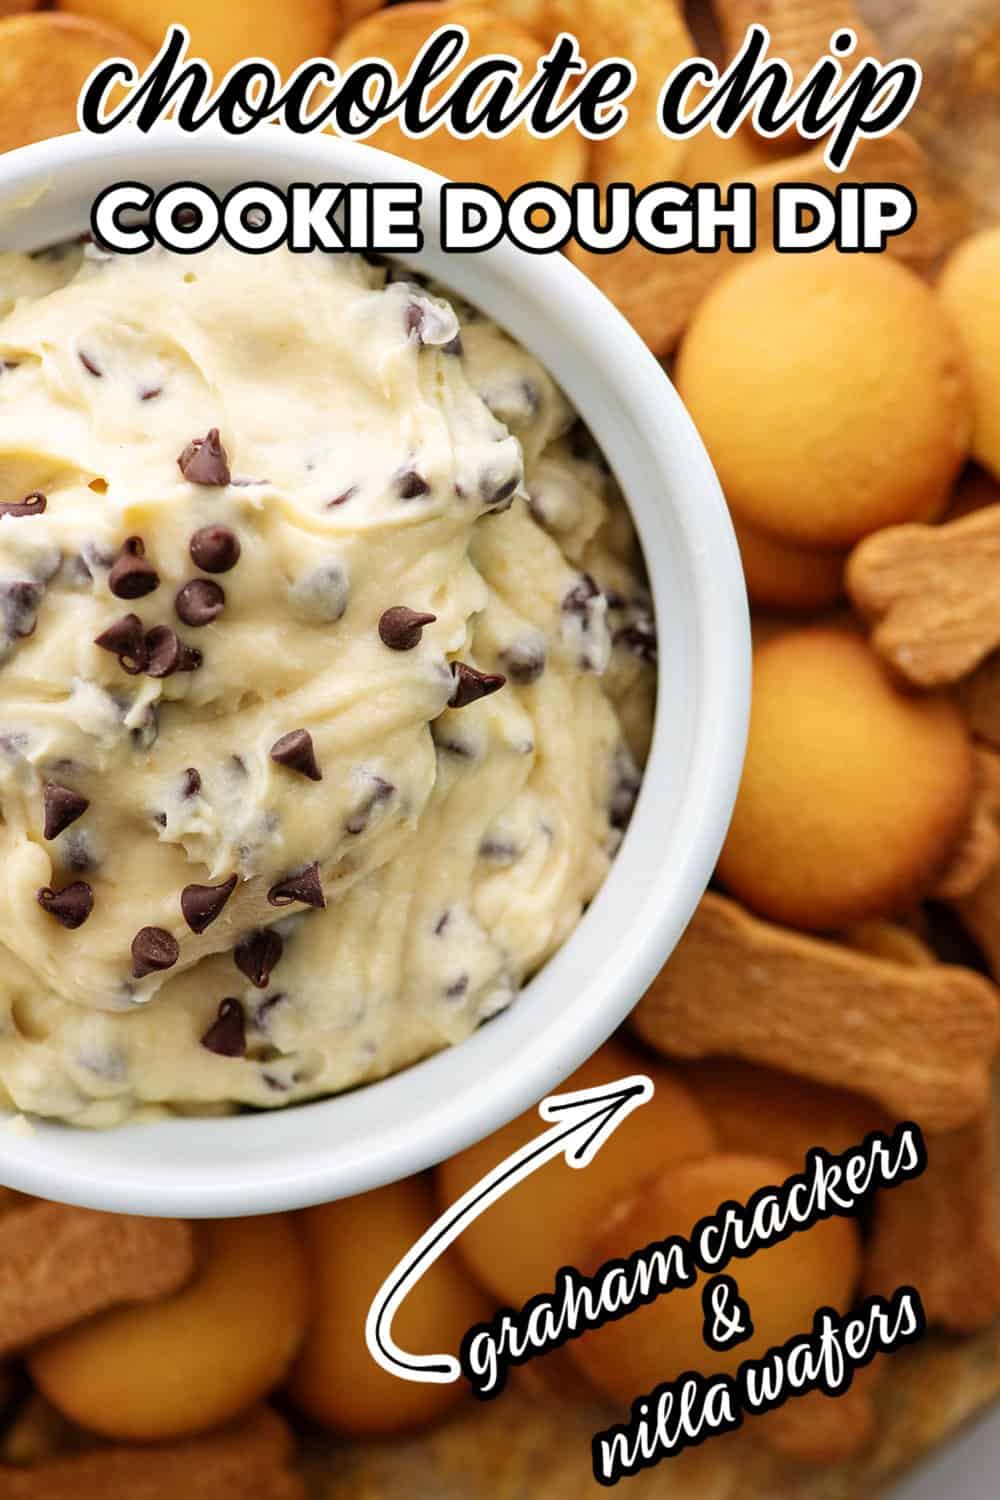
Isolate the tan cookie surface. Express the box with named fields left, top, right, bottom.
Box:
left=849, top=503, right=1000, bottom=686
left=632, top=892, right=999, bottom=1132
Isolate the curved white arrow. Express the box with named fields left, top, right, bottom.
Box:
left=366, top=1072, right=655, bottom=1384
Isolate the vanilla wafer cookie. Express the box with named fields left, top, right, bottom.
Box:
left=849, top=504, right=1000, bottom=687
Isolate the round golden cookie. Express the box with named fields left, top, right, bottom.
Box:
left=717, top=627, right=973, bottom=931
left=58, top=0, right=339, bottom=77
left=568, top=1153, right=862, bottom=1402
left=0, top=14, right=153, bottom=153
left=675, top=251, right=971, bottom=548
left=287, top=1175, right=492, bottom=1435
left=734, top=513, right=845, bottom=612
left=436, top=1038, right=716, bottom=1307
left=939, top=229, right=1000, bottom=483
left=334, top=4, right=586, bottom=199
left=29, top=1215, right=308, bottom=1441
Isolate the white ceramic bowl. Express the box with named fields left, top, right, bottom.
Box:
left=0, top=126, right=749, bottom=1216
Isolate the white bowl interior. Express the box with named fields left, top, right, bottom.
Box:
left=0, top=128, right=749, bottom=1215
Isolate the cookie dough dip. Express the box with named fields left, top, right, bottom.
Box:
left=0, top=240, right=655, bottom=1127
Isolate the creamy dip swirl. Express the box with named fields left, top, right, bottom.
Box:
left=0, top=241, right=655, bottom=1125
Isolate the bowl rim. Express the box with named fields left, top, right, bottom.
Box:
left=0, top=126, right=749, bottom=1216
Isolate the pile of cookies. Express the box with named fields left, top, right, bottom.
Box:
left=0, top=1184, right=496, bottom=1487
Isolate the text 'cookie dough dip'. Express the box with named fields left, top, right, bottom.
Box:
left=0, top=240, right=655, bottom=1127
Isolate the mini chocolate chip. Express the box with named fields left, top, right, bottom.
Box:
left=94, top=613, right=146, bottom=674
left=445, top=974, right=469, bottom=999
left=434, top=909, right=450, bottom=935
left=288, top=561, right=349, bottom=624
left=267, top=863, right=326, bottom=909
left=181, top=874, right=237, bottom=934
left=610, top=747, right=641, bottom=831
left=0, top=492, right=46, bottom=518
left=178, top=428, right=231, bottom=486
left=200, top=998, right=246, bottom=1057
left=152, top=811, right=167, bottom=829
left=481, top=473, right=520, bottom=510
left=449, top=661, right=506, bottom=709
left=326, top=486, right=357, bottom=509
left=562, top=573, right=601, bottom=617
left=109, top=536, right=159, bottom=600
left=614, top=617, right=658, bottom=665
left=78, top=349, right=102, bottom=377
left=176, top=578, right=225, bottom=627
left=405, top=302, right=424, bottom=339
left=131, top=926, right=179, bottom=978
left=189, top=525, right=241, bottom=574
left=131, top=704, right=159, bottom=751
left=145, top=625, right=202, bottom=677
left=3, top=581, right=40, bottom=640
left=378, top=606, right=436, bottom=651
left=500, top=638, right=546, bottom=685
left=397, top=469, right=430, bottom=500
left=254, top=991, right=286, bottom=1028
left=140, top=385, right=162, bottom=401
left=345, top=776, right=394, bottom=835
left=235, top=928, right=283, bottom=988
left=43, top=783, right=89, bottom=841
left=479, top=836, right=519, bottom=863
left=181, top=767, right=202, bottom=798
left=65, top=833, right=95, bottom=873
left=37, top=881, right=93, bottom=929
left=270, top=729, right=322, bottom=782
left=433, top=733, right=477, bottom=760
